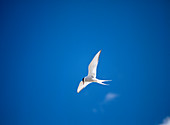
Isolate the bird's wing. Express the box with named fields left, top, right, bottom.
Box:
left=88, top=50, right=101, bottom=78
left=77, top=81, right=91, bottom=93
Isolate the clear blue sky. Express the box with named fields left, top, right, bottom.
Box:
left=0, top=0, right=170, bottom=125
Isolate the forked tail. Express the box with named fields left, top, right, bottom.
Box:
left=96, top=79, right=112, bottom=85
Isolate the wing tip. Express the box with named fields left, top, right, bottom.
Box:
left=98, top=50, right=102, bottom=61
left=77, top=87, right=83, bottom=93
left=99, top=49, right=102, bottom=54
left=77, top=81, right=84, bottom=93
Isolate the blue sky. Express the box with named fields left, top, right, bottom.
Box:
left=0, top=0, right=170, bottom=125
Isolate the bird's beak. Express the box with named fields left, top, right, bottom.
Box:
left=77, top=81, right=84, bottom=93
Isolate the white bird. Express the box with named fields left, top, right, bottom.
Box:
left=77, top=50, right=111, bottom=93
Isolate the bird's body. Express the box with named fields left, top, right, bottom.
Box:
left=77, top=50, right=111, bottom=93
left=84, top=76, right=96, bottom=82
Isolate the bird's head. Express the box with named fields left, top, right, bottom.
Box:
left=82, top=78, right=84, bottom=84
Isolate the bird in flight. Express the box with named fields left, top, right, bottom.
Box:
left=77, top=50, right=111, bottom=93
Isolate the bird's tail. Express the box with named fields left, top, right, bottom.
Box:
left=96, top=79, right=112, bottom=85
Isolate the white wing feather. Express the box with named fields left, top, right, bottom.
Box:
left=77, top=81, right=91, bottom=93
left=77, top=81, right=84, bottom=93
left=88, top=50, right=101, bottom=78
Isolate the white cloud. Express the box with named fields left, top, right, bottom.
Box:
left=92, top=92, right=118, bottom=113
left=160, top=117, right=170, bottom=125
left=104, top=92, right=117, bottom=103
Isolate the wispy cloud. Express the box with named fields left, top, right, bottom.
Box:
left=92, top=92, right=118, bottom=113
left=160, top=117, right=170, bottom=125
left=104, top=92, right=117, bottom=103
left=92, top=108, right=97, bottom=113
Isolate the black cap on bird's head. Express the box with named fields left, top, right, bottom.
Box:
left=82, top=78, right=84, bottom=82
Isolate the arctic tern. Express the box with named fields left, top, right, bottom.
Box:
left=77, top=50, right=111, bottom=93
